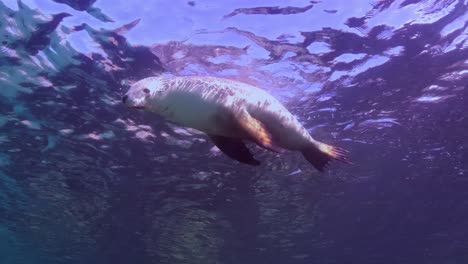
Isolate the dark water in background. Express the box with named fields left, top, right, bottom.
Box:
left=0, top=0, right=467, bottom=263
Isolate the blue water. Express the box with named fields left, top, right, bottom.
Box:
left=0, top=0, right=467, bottom=263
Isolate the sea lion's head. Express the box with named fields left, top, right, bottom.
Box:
left=122, top=77, right=167, bottom=110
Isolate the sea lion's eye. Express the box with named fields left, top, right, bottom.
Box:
left=143, top=88, right=150, bottom=94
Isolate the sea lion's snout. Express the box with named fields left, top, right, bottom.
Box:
left=122, top=93, right=145, bottom=109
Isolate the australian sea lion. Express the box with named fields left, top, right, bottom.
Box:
left=122, top=76, right=350, bottom=171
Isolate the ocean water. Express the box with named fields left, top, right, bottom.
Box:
left=0, top=0, right=467, bottom=263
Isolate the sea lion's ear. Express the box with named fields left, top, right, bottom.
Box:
left=236, top=110, right=282, bottom=153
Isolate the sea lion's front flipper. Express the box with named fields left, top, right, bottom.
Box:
left=236, top=110, right=282, bottom=153
left=209, top=135, right=261, bottom=166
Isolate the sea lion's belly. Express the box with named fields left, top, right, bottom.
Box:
left=157, top=91, right=239, bottom=136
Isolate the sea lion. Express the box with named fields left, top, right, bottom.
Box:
left=122, top=76, right=350, bottom=171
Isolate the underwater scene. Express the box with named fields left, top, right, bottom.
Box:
left=0, top=0, right=467, bottom=263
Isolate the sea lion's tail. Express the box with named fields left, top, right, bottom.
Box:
left=301, top=142, right=351, bottom=172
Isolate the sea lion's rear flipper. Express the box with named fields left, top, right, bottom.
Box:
left=236, top=110, right=282, bottom=153
left=301, top=142, right=351, bottom=172
left=209, top=135, right=261, bottom=166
